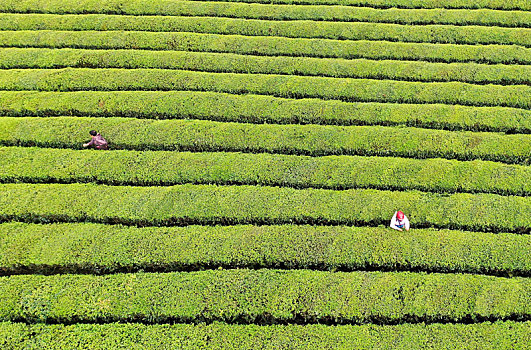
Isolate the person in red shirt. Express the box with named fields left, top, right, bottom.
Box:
left=83, top=130, right=108, bottom=150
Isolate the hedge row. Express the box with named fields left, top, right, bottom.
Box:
left=0, top=183, right=529, bottom=232
left=1, top=321, right=530, bottom=350
left=1, top=1, right=530, bottom=27
left=2, top=14, right=529, bottom=47
left=1, top=147, right=530, bottom=196
left=1, top=222, right=529, bottom=276
left=2, top=91, right=530, bottom=133
left=1, top=69, right=530, bottom=110
left=1, top=31, right=529, bottom=64
left=0, top=0, right=529, bottom=11
left=1, top=117, right=530, bottom=164
left=3, top=48, right=529, bottom=85
left=0, top=269, right=529, bottom=324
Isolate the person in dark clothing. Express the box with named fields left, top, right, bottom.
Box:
left=83, top=130, right=108, bottom=150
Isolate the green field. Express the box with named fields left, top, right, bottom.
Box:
left=0, top=0, right=529, bottom=348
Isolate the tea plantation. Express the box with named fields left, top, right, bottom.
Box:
left=0, top=0, right=530, bottom=348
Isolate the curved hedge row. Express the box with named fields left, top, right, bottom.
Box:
left=1, top=321, right=529, bottom=350
left=0, top=0, right=529, bottom=11
left=2, top=91, right=530, bottom=133
left=0, top=270, right=529, bottom=324
left=1, top=31, right=529, bottom=64
left=1, top=14, right=529, bottom=47
left=1, top=117, right=530, bottom=164
left=0, top=1, right=530, bottom=27
left=1, top=222, right=529, bottom=276
left=0, top=183, right=529, bottom=232
left=3, top=48, right=529, bottom=85
left=1, top=147, right=530, bottom=196
left=1, top=69, right=530, bottom=109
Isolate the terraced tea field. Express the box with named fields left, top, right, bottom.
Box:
left=0, top=0, right=530, bottom=348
